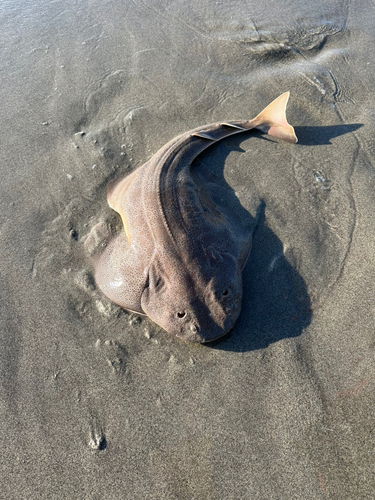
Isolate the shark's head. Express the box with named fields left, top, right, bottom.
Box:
left=140, top=252, right=243, bottom=343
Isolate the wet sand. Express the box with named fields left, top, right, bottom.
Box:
left=1, top=1, right=375, bottom=498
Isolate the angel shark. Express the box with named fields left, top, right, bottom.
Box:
left=86, top=92, right=297, bottom=342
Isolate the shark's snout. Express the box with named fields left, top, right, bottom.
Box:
left=178, top=307, right=239, bottom=343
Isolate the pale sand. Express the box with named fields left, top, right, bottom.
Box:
left=1, top=1, right=374, bottom=498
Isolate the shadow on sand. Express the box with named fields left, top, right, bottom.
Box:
left=294, top=123, right=362, bottom=145
left=209, top=206, right=312, bottom=353
left=195, top=123, right=361, bottom=352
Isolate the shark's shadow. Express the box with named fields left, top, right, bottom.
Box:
left=192, top=125, right=352, bottom=353
left=195, top=123, right=360, bottom=352
left=294, top=124, right=362, bottom=145
left=210, top=205, right=312, bottom=353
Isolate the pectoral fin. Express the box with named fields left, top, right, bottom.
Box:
left=85, top=222, right=147, bottom=314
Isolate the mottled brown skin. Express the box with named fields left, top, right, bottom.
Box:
left=86, top=92, right=297, bottom=342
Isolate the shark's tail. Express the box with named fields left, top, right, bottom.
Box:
left=250, top=92, right=298, bottom=143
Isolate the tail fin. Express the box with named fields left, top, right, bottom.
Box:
left=250, top=92, right=298, bottom=143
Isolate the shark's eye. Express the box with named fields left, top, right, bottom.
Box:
left=177, top=311, right=186, bottom=319
left=222, top=289, right=229, bottom=296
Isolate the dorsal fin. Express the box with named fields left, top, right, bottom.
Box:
left=192, top=131, right=216, bottom=140
left=220, top=122, right=245, bottom=130
left=250, top=92, right=298, bottom=143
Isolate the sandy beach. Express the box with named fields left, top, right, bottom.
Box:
left=1, top=0, right=375, bottom=498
